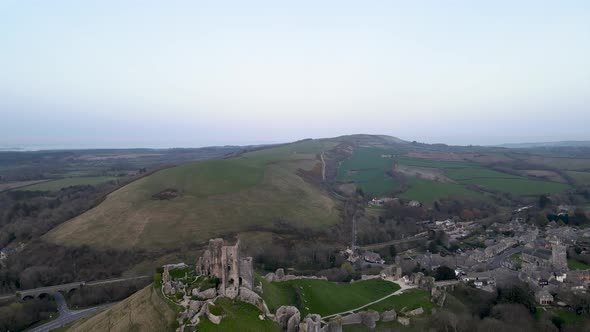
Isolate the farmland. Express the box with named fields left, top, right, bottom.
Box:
left=400, top=178, right=487, bottom=203
left=337, top=147, right=400, bottom=195
left=567, top=171, right=590, bottom=185
left=20, top=176, right=119, bottom=191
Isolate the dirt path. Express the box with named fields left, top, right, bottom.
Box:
left=320, top=152, right=326, bottom=181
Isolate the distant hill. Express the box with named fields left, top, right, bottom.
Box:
left=497, top=141, right=590, bottom=149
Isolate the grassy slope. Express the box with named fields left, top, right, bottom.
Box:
left=45, top=140, right=340, bottom=250
left=68, top=286, right=176, bottom=332
left=260, top=278, right=401, bottom=316
left=21, top=176, right=118, bottom=191
left=198, top=298, right=279, bottom=332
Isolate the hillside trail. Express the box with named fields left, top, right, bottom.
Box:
left=320, top=152, right=326, bottom=181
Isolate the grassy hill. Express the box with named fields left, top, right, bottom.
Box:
left=45, top=140, right=341, bottom=250
left=68, top=286, right=177, bottom=332
left=44, top=134, right=583, bottom=251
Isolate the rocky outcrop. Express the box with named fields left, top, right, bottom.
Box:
left=381, top=309, right=397, bottom=322
left=360, top=310, right=380, bottom=329
left=431, top=288, right=447, bottom=307
left=321, top=315, right=342, bottom=332
left=406, top=307, right=424, bottom=316
left=205, top=303, right=223, bottom=325
left=196, top=288, right=217, bottom=300
left=239, top=287, right=271, bottom=316
left=341, top=313, right=361, bottom=325
left=276, top=306, right=301, bottom=332
left=299, top=314, right=321, bottom=332
left=398, top=316, right=410, bottom=326
left=276, top=268, right=286, bottom=281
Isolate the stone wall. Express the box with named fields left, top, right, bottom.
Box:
left=196, top=238, right=254, bottom=299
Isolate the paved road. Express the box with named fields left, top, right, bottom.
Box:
left=28, top=292, right=116, bottom=332
left=487, top=246, right=523, bottom=270
left=360, top=233, right=428, bottom=251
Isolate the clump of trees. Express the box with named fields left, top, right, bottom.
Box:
left=66, top=279, right=150, bottom=308
left=0, top=297, right=57, bottom=332
left=0, top=184, right=118, bottom=247
left=0, top=241, right=146, bottom=293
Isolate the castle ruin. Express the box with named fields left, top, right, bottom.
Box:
left=196, top=238, right=254, bottom=298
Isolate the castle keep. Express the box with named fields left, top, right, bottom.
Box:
left=196, top=238, right=254, bottom=298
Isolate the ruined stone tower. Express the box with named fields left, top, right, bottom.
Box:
left=551, top=240, right=567, bottom=271
left=196, top=238, right=254, bottom=298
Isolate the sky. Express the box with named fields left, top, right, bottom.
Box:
left=1, top=1, right=589, bottom=148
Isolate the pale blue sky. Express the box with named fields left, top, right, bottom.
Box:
left=1, top=1, right=589, bottom=148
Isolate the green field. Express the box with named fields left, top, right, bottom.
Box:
left=400, top=178, right=487, bottom=203
left=337, top=147, right=400, bottom=195
left=365, top=288, right=433, bottom=313
left=567, top=171, right=590, bottom=185
left=198, top=298, right=279, bottom=332
left=21, top=176, right=118, bottom=191
left=45, top=139, right=341, bottom=250
left=460, top=177, right=568, bottom=196
left=444, top=168, right=520, bottom=180
left=397, top=158, right=569, bottom=198
left=568, top=259, right=590, bottom=271
left=260, top=278, right=401, bottom=317
left=397, top=158, right=477, bottom=169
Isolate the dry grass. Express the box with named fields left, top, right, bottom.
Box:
left=45, top=140, right=341, bottom=250
left=69, top=286, right=176, bottom=332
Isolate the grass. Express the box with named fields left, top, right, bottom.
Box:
left=365, top=288, right=433, bottom=313
left=21, top=176, right=118, bottom=191
left=337, top=147, right=400, bottom=195
left=198, top=298, right=279, bottom=332
left=397, top=158, right=477, bottom=169
left=567, top=171, right=590, bottom=185
left=68, top=286, right=177, bottom=332
left=567, top=258, right=590, bottom=271
left=260, top=278, right=401, bottom=316
left=400, top=178, right=488, bottom=203
left=460, top=177, right=569, bottom=196
left=397, top=158, right=570, bottom=198
left=45, top=139, right=341, bottom=250
left=551, top=308, right=586, bottom=325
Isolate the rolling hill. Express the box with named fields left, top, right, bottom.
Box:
left=45, top=139, right=342, bottom=250
left=45, top=134, right=582, bottom=251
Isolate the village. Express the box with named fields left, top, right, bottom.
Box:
left=354, top=197, right=590, bottom=311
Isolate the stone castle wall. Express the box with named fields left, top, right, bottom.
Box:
left=196, top=238, right=254, bottom=299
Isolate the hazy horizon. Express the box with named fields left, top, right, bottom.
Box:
left=2, top=1, right=589, bottom=148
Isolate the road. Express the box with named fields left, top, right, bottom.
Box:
left=28, top=292, right=116, bottom=332
left=487, top=246, right=523, bottom=270
left=360, top=232, right=428, bottom=251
